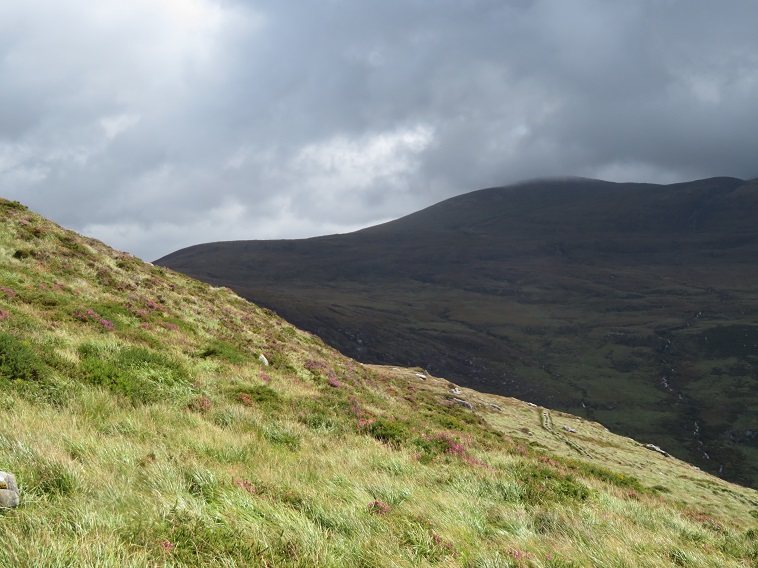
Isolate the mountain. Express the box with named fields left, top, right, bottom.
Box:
left=1, top=198, right=757, bottom=565
left=156, top=176, right=758, bottom=489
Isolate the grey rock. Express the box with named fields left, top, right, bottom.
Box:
left=0, top=489, right=19, bottom=508
left=452, top=398, right=473, bottom=410
left=563, top=426, right=577, bottom=433
left=0, top=471, right=18, bottom=508
left=0, top=471, right=18, bottom=493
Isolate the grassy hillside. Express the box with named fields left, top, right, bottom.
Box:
left=155, top=177, right=758, bottom=488
left=1, top=197, right=757, bottom=567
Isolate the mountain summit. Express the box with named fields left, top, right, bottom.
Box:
left=157, top=177, right=758, bottom=488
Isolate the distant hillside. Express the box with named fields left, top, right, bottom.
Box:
left=2, top=197, right=757, bottom=565
left=157, top=177, right=758, bottom=488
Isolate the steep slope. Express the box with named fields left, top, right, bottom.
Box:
left=156, top=177, right=758, bottom=488
left=1, top=197, right=757, bottom=566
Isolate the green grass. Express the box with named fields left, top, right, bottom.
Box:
left=0, top=197, right=756, bottom=566
left=0, top=331, right=48, bottom=384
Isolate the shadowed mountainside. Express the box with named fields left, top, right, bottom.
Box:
left=157, top=177, right=758, bottom=488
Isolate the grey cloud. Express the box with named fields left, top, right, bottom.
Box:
left=1, top=0, right=757, bottom=260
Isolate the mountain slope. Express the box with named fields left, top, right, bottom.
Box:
left=156, top=177, right=758, bottom=488
left=1, top=197, right=757, bottom=566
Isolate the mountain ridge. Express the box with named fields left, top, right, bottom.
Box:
left=156, top=176, right=758, bottom=488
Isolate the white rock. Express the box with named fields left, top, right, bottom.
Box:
left=0, top=471, right=19, bottom=508
left=644, top=443, right=671, bottom=458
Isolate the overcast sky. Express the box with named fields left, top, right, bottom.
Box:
left=2, top=0, right=757, bottom=261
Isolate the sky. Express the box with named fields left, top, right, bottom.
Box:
left=1, top=0, right=757, bottom=261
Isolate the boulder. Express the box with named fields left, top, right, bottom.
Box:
left=644, top=443, right=671, bottom=458
left=0, top=471, right=17, bottom=492
left=0, top=471, right=19, bottom=508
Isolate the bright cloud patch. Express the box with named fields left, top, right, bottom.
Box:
left=291, top=125, right=434, bottom=193
left=99, top=114, right=141, bottom=140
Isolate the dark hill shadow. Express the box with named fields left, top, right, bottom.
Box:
left=157, top=176, right=758, bottom=488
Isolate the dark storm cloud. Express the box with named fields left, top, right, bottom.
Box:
left=1, top=0, right=757, bottom=260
